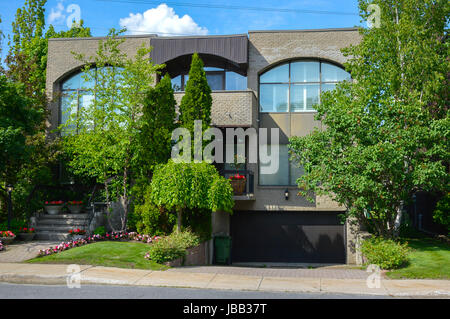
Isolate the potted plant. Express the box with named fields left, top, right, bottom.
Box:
left=44, top=200, right=65, bottom=215
left=18, top=227, right=36, bottom=241
left=0, top=230, right=16, bottom=245
left=69, top=228, right=86, bottom=241
left=229, top=174, right=246, bottom=195
left=67, top=200, right=84, bottom=214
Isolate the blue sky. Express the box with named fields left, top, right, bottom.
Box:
left=1, top=0, right=364, bottom=60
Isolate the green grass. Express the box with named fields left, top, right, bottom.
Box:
left=27, top=241, right=168, bottom=271
left=386, top=237, right=450, bottom=279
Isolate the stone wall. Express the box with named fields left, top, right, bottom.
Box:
left=174, top=90, right=257, bottom=128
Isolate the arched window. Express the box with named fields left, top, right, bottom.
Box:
left=60, top=69, right=95, bottom=126
left=60, top=66, right=124, bottom=127
left=259, top=61, right=350, bottom=112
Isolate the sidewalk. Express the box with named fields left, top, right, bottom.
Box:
left=0, top=262, right=449, bottom=297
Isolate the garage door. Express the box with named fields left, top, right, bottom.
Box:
left=230, top=211, right=346, bottom=263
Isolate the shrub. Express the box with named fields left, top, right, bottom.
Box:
left=133, top=185, right=176, bottom=236
left=360, top=237, right=410, bottom=269
left=145, top=230, right=200, bottom=264
left=433, top=193, right=450, bottom=234
left=0, top=219, right=27, bottom=235
left=93, top=226, right=106, bottom=236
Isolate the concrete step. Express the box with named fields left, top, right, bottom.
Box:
left=39, top=213, right=89, bottom=219
left=35, top=231, right=72, bottom=241
left=37, top=219, right=88, bottom=226
left=35, top=225, right=88, bottom=232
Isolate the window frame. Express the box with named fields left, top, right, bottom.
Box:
left=172, top=68, right=246, bottom=92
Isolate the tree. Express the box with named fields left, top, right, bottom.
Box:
left=178, top=53, right=212, bottom=159
left=1, top=0, right=91, bottom=222
left=62, top=29, right=162, bottom=232
left=136, top=74, right=177, bottom=178
left=289, top=0, right=449, bottom=238
left=150, top=160, right=234, bottom=233
left=0, top=75, right=42, bottom=187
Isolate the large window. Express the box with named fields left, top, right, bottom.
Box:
left=171, top=67, right=247, bottom=91
left=60, top=67, right=124, bottom=129
left=259, top=145, right=304, bottom=186
left=259, top=61, right=350, bottom=112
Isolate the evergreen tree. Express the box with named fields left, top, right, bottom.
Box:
left=137, top=74, right=177, bottom=177
left=179, top=53, right=212, bottom=151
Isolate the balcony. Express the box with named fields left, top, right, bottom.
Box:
left=174, top=90, right=257, bottom=127
left=221, top=169, right=255, bottom=200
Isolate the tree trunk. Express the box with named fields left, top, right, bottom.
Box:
left=120, top=166, right=129, bottom=232
left=104, top=177, right=116, bottom=233
left=176, top=206, right=183, bottom=233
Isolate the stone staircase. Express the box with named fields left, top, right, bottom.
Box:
left=35, top=213, right=90, bottom=241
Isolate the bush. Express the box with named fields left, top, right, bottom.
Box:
left=93, top=226, right=106, bottom=236
left=433, top=193, right=450, bottom=234
left=133, top=185, right=176, bottom=236
left=0, top=219, right=27, bottom=235
left=360, top=237, right=410, bottom=269
left=146, top=230, right=200, bottom=264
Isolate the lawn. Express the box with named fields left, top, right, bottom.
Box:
left=386, top=237, right=450, bottom=279
left=27, top=241, right=168, bottom=271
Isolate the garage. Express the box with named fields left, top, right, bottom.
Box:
left=230, top=211, right=346, bottom=263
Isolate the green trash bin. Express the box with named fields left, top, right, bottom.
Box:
left=214, top=235, right=232, bottom=265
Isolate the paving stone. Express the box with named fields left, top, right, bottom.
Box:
left=259, top=277, right=320, bottom=293
left=206, top=274, right=262, bottom=291
left=136, top=271, right=216, bottom=289
left=80, top=266, right=152, bottom=285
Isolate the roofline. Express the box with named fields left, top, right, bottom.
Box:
left=48, top=28, right=359, bottom=41
left=150, top=34, right=248, bottom=40
left=48, top=34, right=157, bottom=41
left=248, top=27, right=359, bottom=33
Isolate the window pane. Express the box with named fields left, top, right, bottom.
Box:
left=226, top=71, right=247, bottom=90
left=260, top=84, right=289, bottom=112
left=60, top=93, right=78, bottom=135
left=183, top=74, right=189, bottom=88
left=291, top=62, right=320, bottom=82
left=321, top=63, right=351, bottom=82
left=171, top=75, right=182, bottom=91
left=322, top=83, right=336, bottom=93
left=206, top=73, right=224, bottom=90
left=290, top=84, right=319, bottom=111
left=260, top=64, right=289, bottom=83
left=79, top=91, right=94, bottom=109
left=204, top=67, right=223, bottom=71
left=62, top=73, right=81, bottom=90
left=259, top=145, right=289, bottom=185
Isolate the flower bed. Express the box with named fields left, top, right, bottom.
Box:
left=0, top=240, right=4, bottom=252
left=37, top=231, right=161, bottom=257
left=0, top=231, right=16, bottom=245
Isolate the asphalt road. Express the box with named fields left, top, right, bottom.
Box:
left=0, top=282, right=393, bottom=299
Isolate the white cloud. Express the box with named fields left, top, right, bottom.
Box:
left=119, top=4, right=208, bottom=36
left=48, top=2, right=66, bottom=25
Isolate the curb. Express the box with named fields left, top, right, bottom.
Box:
left=0, top=273, right=449, bottom=297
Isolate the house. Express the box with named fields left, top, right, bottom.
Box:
left=45, top=27, right=362, bottom=264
